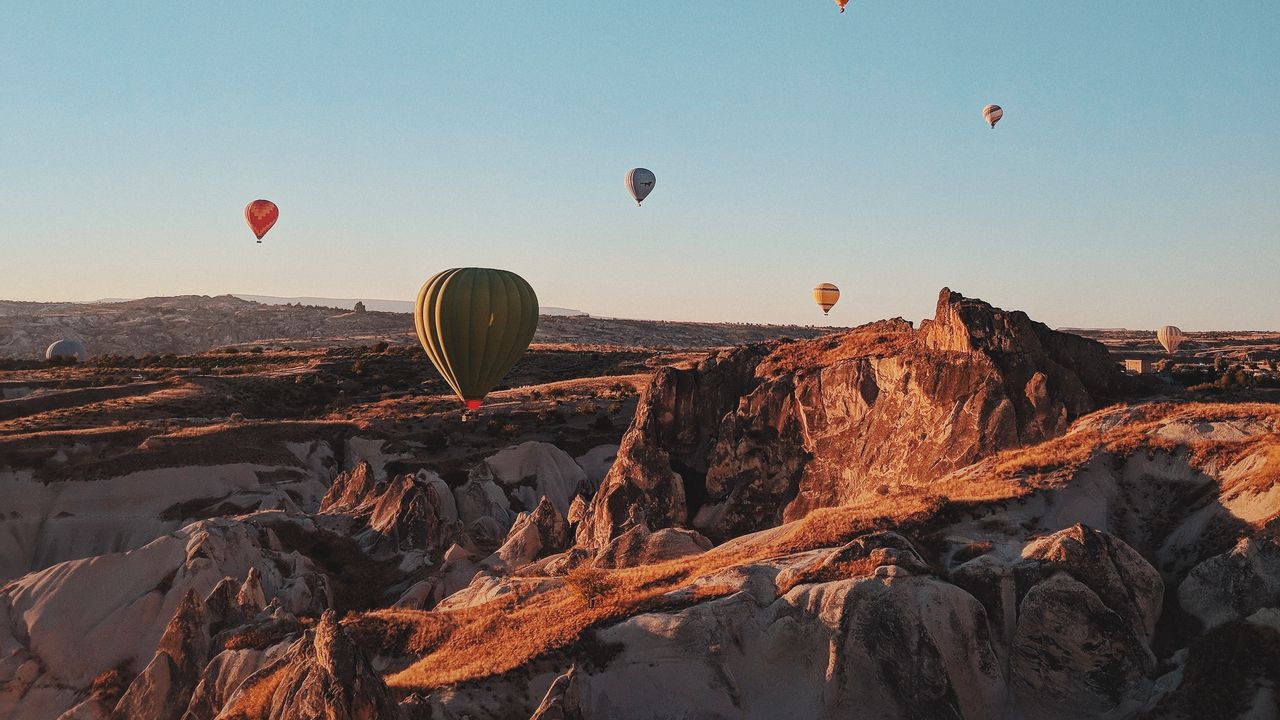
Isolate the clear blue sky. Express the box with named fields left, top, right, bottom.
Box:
left=2, top=2, right=1277, bottom=330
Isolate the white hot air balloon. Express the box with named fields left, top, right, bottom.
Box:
left=983, top=104, right=1003, bottom=129
left=1157, top=326, right=1185, bottom=354
left=625, top=168, right=656, bottom=206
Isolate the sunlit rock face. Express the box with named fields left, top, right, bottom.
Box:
left=579, top=288, right=1124, bottom=547
left=212, top=611, right=401, bottom=720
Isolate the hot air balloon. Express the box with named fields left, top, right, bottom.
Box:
left=414, top=268, right=539, bottom=411
left=813, top=283, right=840, bottom=315
left=244, top=200, right=279, bottom=244
left=45, top=339, right=87, bottom=362
left=835, top=0, right=850, bottom=12
left=625, top=168, right=656, bottom=206
left=983, top=104, right=1004, bottom=129
left=1157, top=326, right=1185, bottom=354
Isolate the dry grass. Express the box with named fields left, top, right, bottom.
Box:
left=381, top=497, right=948, bottom=691
left=86, top=664, right=133, bottom=710
left=379, top=585, right=675, bottom=688
left=346, top=609, right=457, bottom=658
left=218, top=663, right=289, bottom=719
left=753, top=319, right=916, bottom=379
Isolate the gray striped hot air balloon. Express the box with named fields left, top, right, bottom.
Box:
left=625, top=168, right=656, bottom=206
left=1157, top=326, right=1185, bottom=354
left=983, top=104, right=1003, bottom=129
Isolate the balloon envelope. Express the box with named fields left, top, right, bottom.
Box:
left=835, top=0, right=849, bottom=11
left=625, top=168, right=656, bottom=205
left=244, top=200, right=279, bottom=241
left=45, top=339, right=87, bottom=362
left=1157, top=326, right=1185, bottom=354
left=414, top=268, right=539, bottom=410
left=983, top=104, right=1003, bottom=128
left=813, top=283, right=840, bottom=315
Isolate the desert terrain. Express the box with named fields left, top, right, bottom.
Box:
left=1, top=290, right=1279, bottom=719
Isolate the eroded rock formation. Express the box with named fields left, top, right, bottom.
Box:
left=579, top=288, right=1125, bottom=548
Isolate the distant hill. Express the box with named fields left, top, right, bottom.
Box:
left=0, top=295, right=842, bottom=358
left=232, top=294, right=588, bottom=317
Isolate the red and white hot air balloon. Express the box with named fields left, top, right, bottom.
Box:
left=835, top=0, right=850, bottom=12
left=244, top=200, right=279, bottom=244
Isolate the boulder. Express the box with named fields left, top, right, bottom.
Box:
left=592, top=524, right=712, bottom=570
left=1178, top=537, right=1280, bottom=629
left=1009, top=525, right=1162, bottom=719
left=487, top=497, right=572, bottom=572
left=476, top=442, right=591, bottom=516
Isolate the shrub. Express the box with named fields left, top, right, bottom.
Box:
left=371, top=341, right=389, bottom=353
left=591, top=414, right=614, bottom=432
left=485, top=421, right=521, bottom=439
left=563, top=567, right=612, bottom=609
left=537, top=408, right=567, bottom=425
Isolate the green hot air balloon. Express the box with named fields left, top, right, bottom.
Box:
left=414, top=268, right=539, bottom=411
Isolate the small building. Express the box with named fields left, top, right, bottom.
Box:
left=1125, top=358, right=1153, bottom=374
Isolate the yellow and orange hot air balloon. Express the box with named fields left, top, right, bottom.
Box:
left=835, top=0, right=850, bottom=12
left=244, top=200, right=279, bottom=244
left=813, top=283, right=840, bottom=315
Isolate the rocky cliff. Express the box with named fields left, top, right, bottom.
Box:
left=579, top=288, right=1126, bottom=547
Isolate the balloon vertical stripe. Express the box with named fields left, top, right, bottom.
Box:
left=414, top=268, right=539, bottom=410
